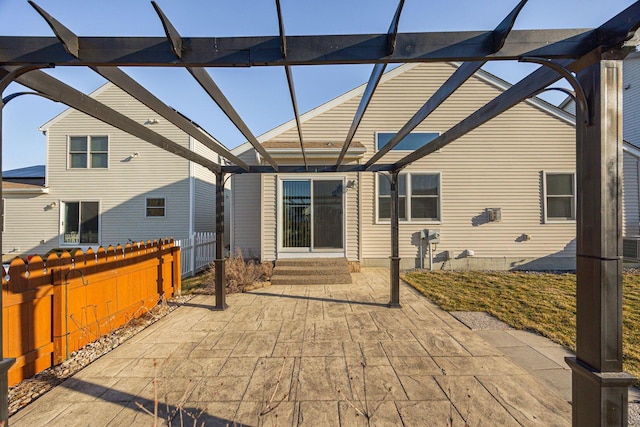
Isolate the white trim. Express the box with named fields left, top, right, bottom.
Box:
left=624, top=141, right=640, bottom=158
left=375, top=172, right=442, bottom=224
left=188, top=136, right=195, bottom=237
left=39, top=82, right=114, bottom=131
left=543, top=171, right=576, bottom=224
left=276, top=175, right=347, bottom=258
left=2, top=186, right=49, bottom=194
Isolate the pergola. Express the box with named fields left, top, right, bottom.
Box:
left=1, top=1, right=639, bottom=425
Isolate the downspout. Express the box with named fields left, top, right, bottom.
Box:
left=188, top=136, right=195, bottom=275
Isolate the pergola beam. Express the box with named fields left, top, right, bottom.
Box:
left=3, top=67, right=222, bottom=173
left=0, top=29, right=609, bottom=67
left=365, top=0, right=527, bottom=169
left=335, top=0, right=405, bottom=167
left=276, top=0, right=308, bottom=169
left=188, top=67, right=280, bottom=170
left=91, top=66, right=251, bottom=170
left=148, top=2, right=280, bottom=171
left=27, top=1, right=79, bottom=58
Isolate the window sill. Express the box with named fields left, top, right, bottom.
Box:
left=376, top=220, right=442, bottom=225
left=544, top=219, right=576, bottom=224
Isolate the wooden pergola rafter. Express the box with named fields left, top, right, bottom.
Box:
left=1, top=1, right=640, bottom=425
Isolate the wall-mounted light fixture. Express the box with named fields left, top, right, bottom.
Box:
left=346, top=180, right=357, bottom=190
left=130, top=152, right=139, bottom=159
left=49, top=201, right=57, bottom=208
left=144, top=118, right=160, bottom=125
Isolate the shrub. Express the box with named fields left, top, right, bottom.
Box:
left=200, top=248, right=272, bottom=294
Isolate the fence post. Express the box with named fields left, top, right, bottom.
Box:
left=172, top=244, right=181, bottom=296
left=51, top=253, right=69, bottom=364
left=190, top=233, right=195, bottom=278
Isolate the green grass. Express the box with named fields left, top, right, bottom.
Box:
left=400, top=270, right=640, bottom=382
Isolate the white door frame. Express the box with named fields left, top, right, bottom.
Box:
left=276, top=175, right=347, bottom=258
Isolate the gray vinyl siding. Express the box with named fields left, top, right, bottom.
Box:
left=44, top=84, right=191, bottom=249
left=624, top=53, right=640, bottom=148
left=192, top=139, right=217, bottom=234
left=261, top=62, right=576, bottom=264
left=624, top=150, right=640, bottom=236
left=231, top=149, right=261, bottom=259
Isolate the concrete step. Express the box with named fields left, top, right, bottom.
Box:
left=273, top=265, right=350, bottom=276
left=272, top=258, right=352, bottom=285
left=275, top=258, right=349, bottom=267
left=270, top=274, right=353, bottom=286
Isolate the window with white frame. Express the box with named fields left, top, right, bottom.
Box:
left=69, top=136, right=108, bottom=168
left=146, top=197, right=166, bottom=217
left=378, top=173, right=440, bottom=222
left=62, top=201, right=99, bottom=244
left=544, top=172, right=575, bottom=221
left=376, top=132, right=439, bottom=151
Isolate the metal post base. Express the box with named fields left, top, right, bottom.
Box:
left=213, top=258, right=228, bottom=311
left=566, top=357, right=637, bottom=426
left=389, top=256, right=402, bottom=308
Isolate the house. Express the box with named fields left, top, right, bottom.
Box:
left=2, top=83, right=226, bottom=260
left=559, top=51, right=640, bottom=249
left=230, top=62, right=582, bottom=270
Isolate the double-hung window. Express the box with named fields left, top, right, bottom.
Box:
left=378, top=173, right=440, bottom=222
left=544, top=172, right=575, bottom=221
left=69, top=136, right=108, bottom=169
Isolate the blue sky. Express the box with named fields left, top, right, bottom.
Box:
left=0, top=0, right=635, bottom=171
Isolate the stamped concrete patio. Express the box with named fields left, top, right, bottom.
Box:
left=9, top=268, right=572, bottom=426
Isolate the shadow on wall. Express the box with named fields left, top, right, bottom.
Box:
left=509, top=238, right=576, bottom=271
left=2, top=177, right=228, bottom=261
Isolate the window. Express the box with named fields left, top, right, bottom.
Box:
left=146, top=198, right=166, bottom=217
left=376, top=132, right=439, bottom=151
left=378, top=173, right=440, bottom=222
left=69, top=136, right=108, bottom=168
left=544, top=172, right=575, bottom=221
left=63, top=201, right=99, bottom=244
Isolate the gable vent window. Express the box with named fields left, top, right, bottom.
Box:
left=69, top=136, right=108, bottom=169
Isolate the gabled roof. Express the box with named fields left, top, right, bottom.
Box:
left=3, top=165, right=45, bottom=178
left=231, top=62, right=578, bottom=156
left=39, top=82, right=113, bottom=131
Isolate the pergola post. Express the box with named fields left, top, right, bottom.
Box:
left=214, top=172, right=228, bottom=310
left=567, top=58, right=637, bottom=426
left=389, top=171, right=401, bottom=308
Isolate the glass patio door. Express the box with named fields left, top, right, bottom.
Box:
left=282, top=179, right=343, bottom=251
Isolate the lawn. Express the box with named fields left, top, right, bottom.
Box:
left=400, top=270, right=640, bottom=382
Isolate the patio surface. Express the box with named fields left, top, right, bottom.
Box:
left=9, top=267, right=573, bottom=426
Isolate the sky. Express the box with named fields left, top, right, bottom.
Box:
left=0, top=0, right=636, bottom=171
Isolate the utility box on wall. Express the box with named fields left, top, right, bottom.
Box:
left=426, top=229, right=440, bottom=243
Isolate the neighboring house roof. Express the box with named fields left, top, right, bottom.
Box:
left=262, top=141, right=365, bottom=149
left=2, top=181, right=48, bottom=194
left=231, top=62, right=577, bottom=156
left=3, top=165, right=45, bottom=179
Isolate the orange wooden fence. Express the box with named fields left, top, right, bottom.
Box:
left=1, top=239, right=181, bottom=386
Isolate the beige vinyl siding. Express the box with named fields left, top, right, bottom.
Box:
left=2, top=194, right=58, bottom=257
left=624, top=150, right=640, bottom=236
left=624, top=53, right=640, bottom=148
left=262, top=175, right=277, bottom=260
left=45, top=85, right=191, bottom=248
left=231, top=150, right=261, bottom=259
left=265, top=62, right=576, bottom=264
